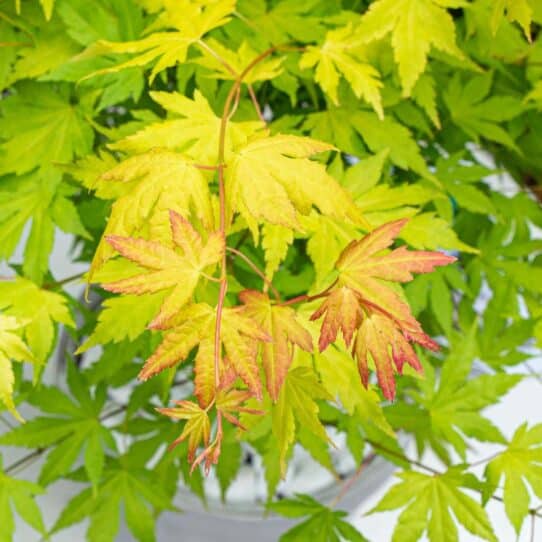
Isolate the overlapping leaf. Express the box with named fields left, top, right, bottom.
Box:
left=139, top=302, right=270, bottom=404
left=0, top=278, right=74, bottom=362
left=311, top=219, right=455, bottom=399
left=239, top=290, right=313, bottom=400
left=89, top=149, right=215, bottom=277
left=103, top=210, right=223, bottom=329
left=0, top=316, right=35, bottom=422
left=108, top=90, right=263, bottom=164
left=226, top=134, right=365, bottom=232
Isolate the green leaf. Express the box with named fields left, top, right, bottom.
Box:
left=372, top=469, right=497, bottom=542
left=0, top=278, right=74, bottom=362
left=484, top=423, right=542, bottom=535
left=0, top=459, right=46, bottom=540
left=272, top=366, right=332, bottom=476
left=270, top=495, right=369, bottom=542
left=0, top=82, right=94, bottom=176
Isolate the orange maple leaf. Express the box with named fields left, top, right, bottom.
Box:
left=311, top=218, right=456, bottom=399
left=138, top=303, right=270, bottom=405
left=103, top=210, right=224, bottom=329
left=239, top=290, right=313, bottom=401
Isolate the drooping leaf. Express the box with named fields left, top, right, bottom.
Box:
left=138, top=303, right=269, bottom=404
left=272, top=366, right=332, bottom=475
left=239, top=290, right=313, bottom=400
left=311, top=219, right=455, bottom=399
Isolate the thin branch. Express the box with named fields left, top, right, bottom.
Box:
left=226, top=246, right=280, bottom=300
left=469, top=451, right=501, bottom=468
left=531, top=512, right=536, bottom=542
left=330, top=452, right=376, bottom=508
left=213, top=44, right=284, bottom=392
left=248, top=84, right=265, bottom=123
left=365, top=438, right=542, bottom=519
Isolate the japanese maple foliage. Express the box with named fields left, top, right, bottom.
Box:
left=1, top=1, right=542, bottom=542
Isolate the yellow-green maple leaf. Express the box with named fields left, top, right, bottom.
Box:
left=226, top=134, right=366, bottom=232
left=104, top=211, right=224, bottom=329
left=109, top=91, right=263, bottom=165
left=300, top=24, right=383, bottom=118
left=0, top=279, right=74, bottom=362
left=272, top=366, right=332, bottom=476
left=261, top=223, right=293, bottom=279
left=79, top=0, right=235, bottom=81
left=0, top=315, right=36, bottom=422
left=89, top=149, right=214, bottom=278
left=358, top=0, right=465, bottom=96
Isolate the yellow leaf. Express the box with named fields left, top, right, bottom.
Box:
left=227, top=134, right=366, bottom=229
left=491, top=0, right=533, bottom=41
left=358, top=0, right=464, bottom=96
left=89, top=149, right=214, bottom=277
left=300, top=24, right=383, bottom=118
left=0, top=315, right=36, bottom=422
left=110, top=91, right=263, bottom=164
left=78, top=0, right=236, bottom=81
left=261, top=223, right=293, bottom=279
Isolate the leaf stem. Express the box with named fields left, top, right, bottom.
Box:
left=213, top=45, right=284, bottom=392
left=279, top=279, right=338, bottom=307
left=226, top=246, right=280, bottom=300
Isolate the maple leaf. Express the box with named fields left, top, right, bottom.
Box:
left=0, top=455, right=46, bottom=541
left=139, top=303, right=270, bottom=404
left=372, top=468, right=497, bottom=542
left=300, top=23, right=383, bottom=118
left=226, top=134, right=365, bottom=231
left=109, top=91, right=263, bottom=165
left=79, top=0, right=235, bottom=81
left=0, top=278, right=74, bottom=362
left=157, top=400, right=211, bottom=463
left=311, top=219, right=456, bottom=399
left=484, top=423, right=542, bottom=535
left=89, top=149, right=215, bottom=277
left=103, top=210, right=223, bottom=330
left=443, top=72, right=524, bottom=152
left=239, top=290, right=313, bottom=401
left=358, top=0, right=465, bottom=95
left=272, top=366, right=332, bottom=475
left=0, top=315, right=36, bottom=422
left=158, top=387, right=262, bottom=472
